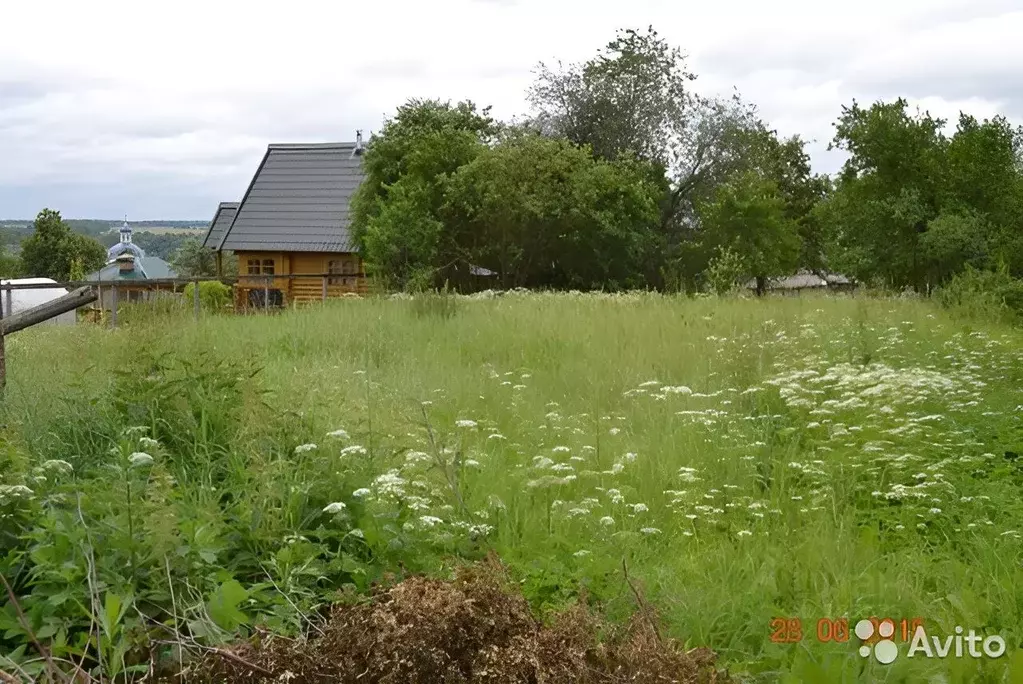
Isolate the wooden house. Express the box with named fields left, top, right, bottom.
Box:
left=214, top=138, right=368, bottom=309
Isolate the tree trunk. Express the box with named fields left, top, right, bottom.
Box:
left=755, top=275, right=767, bottom=296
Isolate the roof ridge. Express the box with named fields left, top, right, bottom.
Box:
left=267, top=142, right=358, bottom=150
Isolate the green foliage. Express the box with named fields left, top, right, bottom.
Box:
left=445, top=132, right=662, bottom=289
left=699, top=171, right=800, bottom=292
left=350, top=98, right=496, bottom=290
left=0, top=245, right=21, bottom=278
left=171, top=237, right=217, bottom=277
left=182, top=280, right=233, bottom=311
left=19, top=208, right=106, bottom=281
left=704, top=246, right=748, bottom=295
left=824, top=99, right=1023, bottom=289
left=937, top=264, right=1023, bottom=324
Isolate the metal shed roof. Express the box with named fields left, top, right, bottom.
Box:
left=202, top=202, right=239, bottom=249
left=216, top=142, right=366, bottom=253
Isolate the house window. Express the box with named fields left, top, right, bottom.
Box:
left=261, top=259, right=275, bottom=275
left=247, top=259, right=261, bottom=275
left=328, top=258, right=358, bottom=286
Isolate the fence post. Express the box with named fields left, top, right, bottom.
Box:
left=264, top=276, right=269, bottom=311
left=3, top=287, right=11, bottom=320
left=322, top=275, right=327, bottom=301
left=0, top=285, right=6, bottom=392
left=193, top=278, right=201, bottom=322
left=111, top=286, right=118, bottom=328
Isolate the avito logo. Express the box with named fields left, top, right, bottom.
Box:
left=855, top=620, right=1006, bottom=664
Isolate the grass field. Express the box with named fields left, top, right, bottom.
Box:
left=1, top=292, right=1022, bottom=682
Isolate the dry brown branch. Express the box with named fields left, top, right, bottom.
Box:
left=622, top=557, right=664, bottom=644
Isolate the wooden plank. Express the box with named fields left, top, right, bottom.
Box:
left=193, top=278, right=201, bottom=322
left=0, top=286, right=98, bottom=336
left=0, top=289, right=6, bottom=391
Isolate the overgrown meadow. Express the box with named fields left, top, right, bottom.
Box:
left=1, top=292, right=1022, bottom=682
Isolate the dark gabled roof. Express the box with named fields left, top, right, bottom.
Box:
left=202, top=202, right=239, bottom=249
left=216, top=142, right=365, bottom=253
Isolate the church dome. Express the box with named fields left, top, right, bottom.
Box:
left=107, top=218, right=146, bottom=260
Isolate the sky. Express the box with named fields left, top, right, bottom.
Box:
left=2, top=0, right=1022, bottom=220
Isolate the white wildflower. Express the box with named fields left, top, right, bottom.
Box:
left=41, top=460, right=73, bottom=475
left=340, top=445, right=368, bottom=457
left=294, top=443, right=318, bottom=454
left=419, top=515, right=444, bottom=527
left=640, top=527, right=662, bottom=535
left=630, top=503, right=648, bottom=514
left=406, top=451, right=432, bottom=464
left=323, top=502, right=347, bottom=514
left=374, top=470, right=406, bottom=496
left=0, top=484, right=34, bottom=501
left=574, top=549, right=592, bottom=557
left=327, top=429, right=350, bottom=439
left=736, top=530, right=753, bottom=537
left=599, top=516, right=615, bottom=526
left=139, top=437, right=160, bottom=449
left=352, top=488, right=371, bottom=498
left=129, top=452, right=154, bottom=467
left=455, top=419, right=478, bottom=429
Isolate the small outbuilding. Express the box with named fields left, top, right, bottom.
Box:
left=0, top=278, right=76, bottom=325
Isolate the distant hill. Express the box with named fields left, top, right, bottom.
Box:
left=0, top=219, right=210, bottom=260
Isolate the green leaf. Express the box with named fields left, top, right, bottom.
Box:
left=208, top=579, right=250, bottom=632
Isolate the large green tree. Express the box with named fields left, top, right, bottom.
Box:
left=824, top=99, right=1023, bottom=289
left=444, top=131, right=662, bottom=289
left=19, top=208, right=106, bottom=281
left=527, top=27, right=798, bottom=287
left=350, top=99, right=497, bottom=289
left=698, top=171, right=801, bottom=294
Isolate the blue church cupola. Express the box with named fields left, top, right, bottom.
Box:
left=107, top=216, right=146, bottom=261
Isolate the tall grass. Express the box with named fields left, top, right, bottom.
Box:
left=1, top=291, right=1022, bottom=682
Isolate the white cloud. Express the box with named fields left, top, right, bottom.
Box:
left=1, top=0, right=1020, bottom=218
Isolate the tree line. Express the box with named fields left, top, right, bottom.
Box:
left=351, top=26, right=1023, bottom=297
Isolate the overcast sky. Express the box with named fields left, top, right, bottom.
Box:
left=2, top=0, right=1021, bottom=220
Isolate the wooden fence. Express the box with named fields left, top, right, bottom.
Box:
left=0, top=273, right=369, bottom=326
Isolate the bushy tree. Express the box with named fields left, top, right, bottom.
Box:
left=823, top=100, right=1023, bottom=289
left=444, top=131, right=662, bottom=289
left=20, top=208, right=106, bottom=281
left=171, top=237, right=217, bottom=277
left=350, top=99, right=497, bottom=289
left=698, top=171, right=800, bottom=294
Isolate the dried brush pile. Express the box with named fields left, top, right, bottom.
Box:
left=194, top=557, right=730, bottom=684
